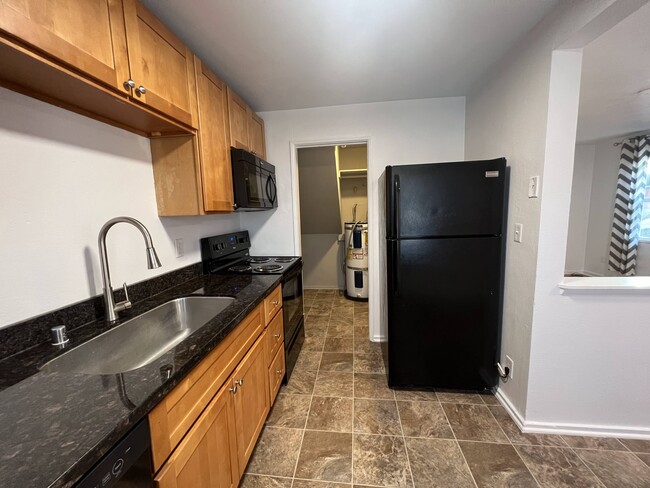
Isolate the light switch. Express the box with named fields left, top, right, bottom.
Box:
left=528, top=176, right=540, bottom=198
left=514, top=223, right=523, bottom=243
left=175, top=238, right=184, bottom=258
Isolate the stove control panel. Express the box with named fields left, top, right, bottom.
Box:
left=201, top=231, right=251, bottom=260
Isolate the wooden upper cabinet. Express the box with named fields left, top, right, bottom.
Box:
left=154, top=382, right=239, bottom=488
left=248, top=111, right=266, bottom=159
left=232, top=336, right=269, bottom=476
left=122, top=0, right=197, bottom=128
left=227, top=87, right=249, bottom=151
left=0, top=0, right=130, bottom=92
left=195, top=58, right=234, bottom=212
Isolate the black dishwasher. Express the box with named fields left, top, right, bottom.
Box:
left=75, top=419, right=153, bottom=487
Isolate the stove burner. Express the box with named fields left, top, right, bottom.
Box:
left=255, top=264, right=284, bottom=273
left=247, top=257, right=271, bottom=264
left=274, top=257, right=294, bottom=263
left=229, top=264, right=252, bottom=272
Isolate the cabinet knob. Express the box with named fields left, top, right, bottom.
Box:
left=273, top=333, right=281, bottom=339
left=276, top=369, right=283, bottom=375
left=229, top=385, right=237, bottom=394
left=272, top=300, right=279, bottom=306
left=123, top=79, right=135, bottom=90
left=232, top=203, right=238, bottom=209
left=235, top=378, right=244, bottom=386
left=136, top=85, right=147, bottom=96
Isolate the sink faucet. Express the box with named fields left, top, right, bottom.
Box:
left=98, top=217, right=162, bottom=323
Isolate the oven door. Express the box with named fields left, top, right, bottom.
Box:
left=282, top=264, right=304, bottom=347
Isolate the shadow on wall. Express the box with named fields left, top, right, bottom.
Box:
left=0, top=87, right=151, bottom=162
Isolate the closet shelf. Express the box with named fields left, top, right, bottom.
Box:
left=339, top=168, right=367, bottom=179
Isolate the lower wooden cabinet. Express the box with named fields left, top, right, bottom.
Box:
left=268, top=344, right=285, bottom=406
left=232, top=334, right=270, bottom=476
left=154, top=381, right=239, bottom=488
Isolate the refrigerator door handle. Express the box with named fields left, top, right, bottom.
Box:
left=394, top=175, right=401, bottom=238
left=394, top=240, right=400, bottom=296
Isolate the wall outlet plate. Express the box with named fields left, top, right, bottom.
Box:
left=174, top=238, right=184, bottom=258
left=514, top=223, right=523, bottom=243
left=505, top=355, right=514, bottom=380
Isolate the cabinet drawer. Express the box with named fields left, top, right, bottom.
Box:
left=268, top=344, right=285, bottom=406
left=149, top=303, right=263, bottom=472
left=264, top=312, right=284, bottom=368
left=263, top=285, right=282, bottom=325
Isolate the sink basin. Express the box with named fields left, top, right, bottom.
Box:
left=41, top=296, right=235, bottom=375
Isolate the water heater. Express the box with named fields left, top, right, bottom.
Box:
left=344, top=222, right=368, bottom=300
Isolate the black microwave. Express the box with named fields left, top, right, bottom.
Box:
left=231, top=148, right=278, bottom=211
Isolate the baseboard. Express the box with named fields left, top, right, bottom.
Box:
left=495, top=390, right=650, bottom=439
left=371, top=333, right=386, bottom=343
left=494, top=388, right=526, bottom=431
left=303, top=286, right=341, bottom=290
left=523, top=420, right=650, bottom=440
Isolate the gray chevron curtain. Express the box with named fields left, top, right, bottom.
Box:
left=608, top=136, right=649, bottom=276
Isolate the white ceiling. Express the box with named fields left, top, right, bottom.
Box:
left=577, top=3, right=650, bottom=143
left=141, top=0, right=558, bottom=111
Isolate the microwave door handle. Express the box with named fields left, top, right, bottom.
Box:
left=265, top=175, right=272, bottom=206
left=269, top=176, right=277, bottom=204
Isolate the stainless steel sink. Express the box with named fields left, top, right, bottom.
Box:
left=41, top=296, right=235, bottom=375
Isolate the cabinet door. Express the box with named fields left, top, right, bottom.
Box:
left=155, top=383, right=239, bottom=488
left=0, top=0, right=130, bottom=92
left=248, top=111, right=266, bottom=159
left=227, top=87, right=249, bottom=151
left=232, top=335, right=270, bottom=475
left=122, top=0, right=197, bottom=127
left=195, top=58, right=234, bottom=212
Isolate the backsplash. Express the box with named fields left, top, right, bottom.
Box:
left=0, top=263, right=202, bottom=361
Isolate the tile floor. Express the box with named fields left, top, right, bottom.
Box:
left=242, top=289, right=650, bottom=488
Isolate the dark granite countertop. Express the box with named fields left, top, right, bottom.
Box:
left=0, top=273, right=281, bottom=488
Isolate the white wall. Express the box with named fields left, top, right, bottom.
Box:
left=565, top=144, right=595, bottom=273
left=465, top=0, right=649, bottom=431
left=240, top=97, right=466, bottom=340
left=0, top=87, right=240, bottom=328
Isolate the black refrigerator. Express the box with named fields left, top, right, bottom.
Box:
left=385, top=159, right=507, bottom=390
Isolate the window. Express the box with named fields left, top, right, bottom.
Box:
left=640, top=165, right=650, bottom=240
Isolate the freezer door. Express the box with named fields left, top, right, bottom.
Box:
left=387, top=159, right=506, bottom=239
left=387, top=236, right=502, bottom=389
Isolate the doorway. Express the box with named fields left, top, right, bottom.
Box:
left=296, top=143, right=368, bottom=296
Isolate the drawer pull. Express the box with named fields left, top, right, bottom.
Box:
left=229, top=385, right=237, bottom=394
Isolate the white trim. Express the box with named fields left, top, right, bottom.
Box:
left=495, top=390, right=650, bottom=440
left=371, top=333, right=385, bottom=343
left=559, top=276, right=650, bottom=291
left=522, top=420, right=650, bottom=440
left=494, top=388, right=526, bottom=432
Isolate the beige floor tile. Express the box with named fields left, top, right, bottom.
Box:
left=515, top=445, right=605, bottom=487
left=323, top=336, right=354, bottom=353
left=480, top=393, right=500, bottom=405
left=294, top=351, right=323, bottom=372
left=636, top=453, right=650, bottom=468
left=442, top=403, right=509, bottom=443
left=489, top=406, right=567, bottom=446
left=394, top=389, right=438, bottom=402
left=295, top=431, right=353, bottom=483
left=620, top=439, right=650, bottom=454
left=397, top=400, right=454, bottom=439
left=240, top=475, right=293, bottom=488
left=282, top=370, right=317, bottom=395
left=313, top=371, right=354, bottom=397
left=247, top=426, right=303, bottom=477
left=303, top=334, right=326, bottom=352
left=459, top=441, right=538, bottom=487
left=293, top=480, right=350, bottom=488
left=406, top=438, right=474, bottom=487
left=306, top=396, right=353, bottom=432
left=353, top=352, right=385, bottom=374
left=353, top=399, right=401, bottom=436
left=320, top=352, right=354, bottom=372
left=266, top=394, right=311, bottom=428
left=327, top=324, right=354, bottom=338
left=437, top=391, right=485, bottom=405
left=354, top=373, right=394, bottom=400
left=561, top=435, right=627, bottom=451
left=575, top=449, right=650, bottom=488
left=353, top=434, right=411, bottom=487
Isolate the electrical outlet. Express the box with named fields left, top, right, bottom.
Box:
left=505, top=355, right=514, bottom=380
left=174, top=238, right=184, bottom=258
left=528, top=176, right=540, bottom=198
left=514, top=223, right=523, bottom=243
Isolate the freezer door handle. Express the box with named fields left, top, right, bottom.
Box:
left=394, top=175, right=401, bottom=238
left=394, top=240, right=400, bottom=296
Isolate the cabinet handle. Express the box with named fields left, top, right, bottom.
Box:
left=229, top=385, right=237, bottom=394
left=123, top=79, right=135, bottom=90
left=235, top=379, right=244, bottom=386
left=272, top=300, right=279, bottom=306
left=136, top=85, right=147, bottom=96
left=273, top=333, right=281, bottom=339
